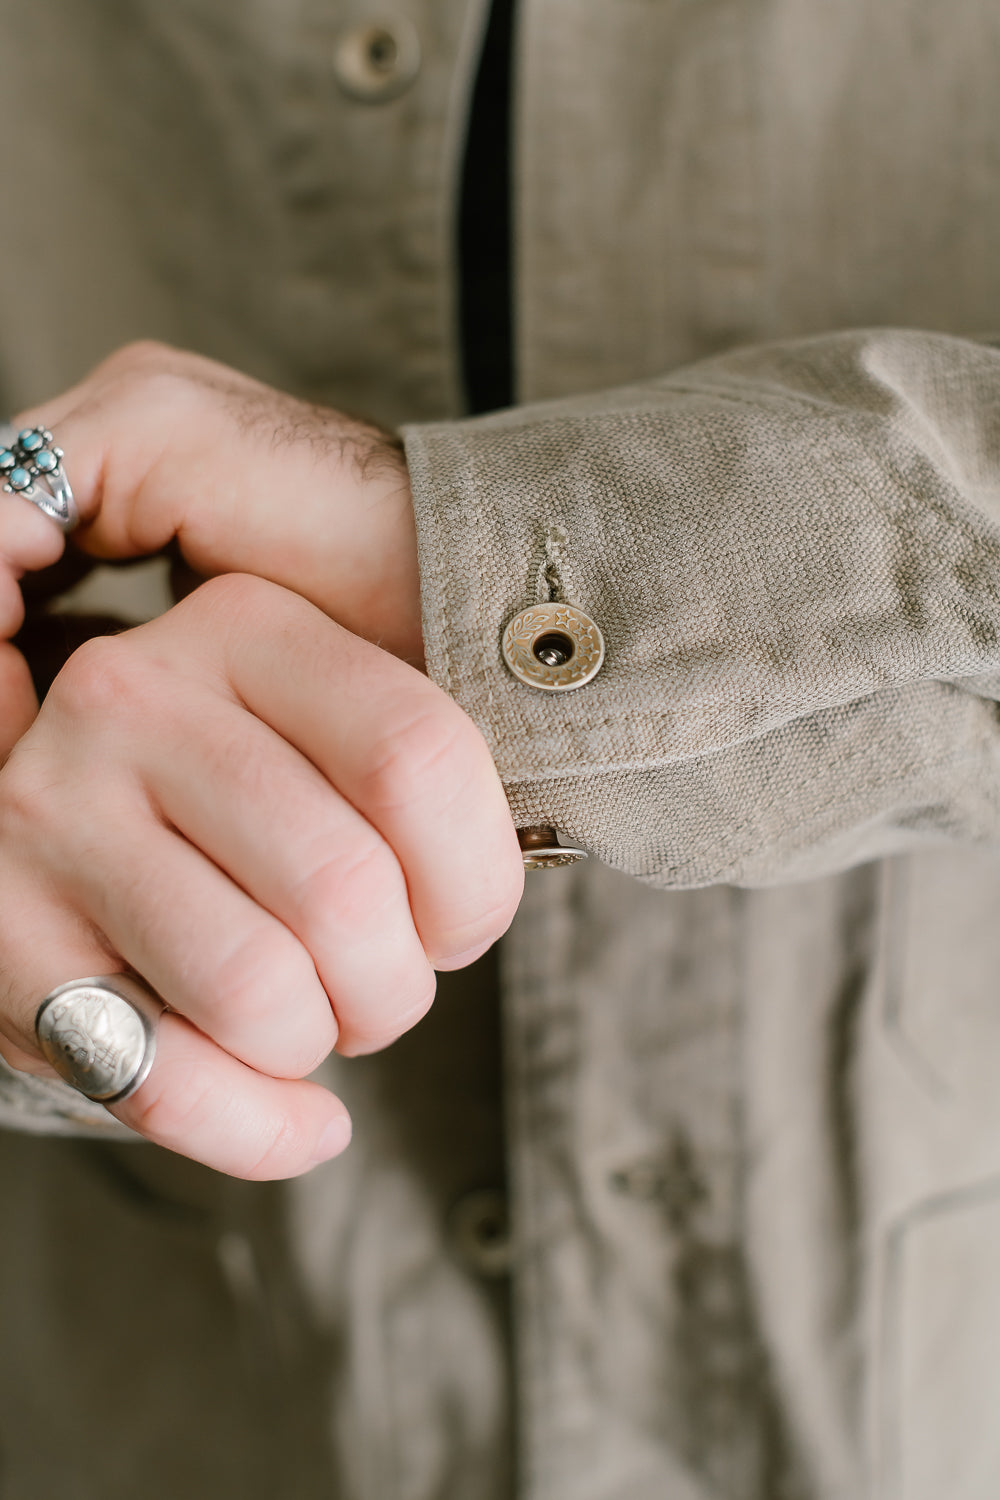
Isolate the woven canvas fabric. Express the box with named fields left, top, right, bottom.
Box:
left=406, top=331, right=1000, bottom=882
left=2, top=1, right=1000, bottom=1496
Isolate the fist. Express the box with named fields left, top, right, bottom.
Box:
left=0, top=577, right=523, bottom=1178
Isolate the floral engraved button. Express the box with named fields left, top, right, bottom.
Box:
left=501, top=601, right=605, bottom=691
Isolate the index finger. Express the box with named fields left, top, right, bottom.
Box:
left=0, top=490, right=66, bottom=576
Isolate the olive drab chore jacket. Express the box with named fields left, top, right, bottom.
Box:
left=3, top=2, right=1000, bottom=1497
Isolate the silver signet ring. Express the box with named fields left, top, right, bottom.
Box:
left=35, top=974, right=163, bottom=1103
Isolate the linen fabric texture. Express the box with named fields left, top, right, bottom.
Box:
left=2, top=1, right=1000, bottom=1498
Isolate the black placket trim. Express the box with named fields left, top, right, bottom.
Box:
left=457, top=0, right=516, bottom=415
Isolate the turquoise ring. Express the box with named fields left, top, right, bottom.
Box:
left=0, top=422, right=78, bottom=531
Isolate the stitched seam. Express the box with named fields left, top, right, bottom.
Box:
left=477, top=470, right=494, bottom=717
left=492, top=694, right=998, bottom=786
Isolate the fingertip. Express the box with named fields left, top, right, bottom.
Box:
left=0, top=492, right=67, bottom=572
left=308, top=1109, right=353, bottom=1166
left=109, top=1013, right=354, bottom=1180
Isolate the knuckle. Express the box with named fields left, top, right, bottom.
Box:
left=179, top=570, right=274, bottom=626
left=242, top=1110, right=313, bottom=1176
left=208, top=925, right=335, bottom=1077
left=0, top=776, right=80, bottom=880
left=103, top=338, right=177, bottom=373
left=244, top=1112, right=314, bottom=1181
left=292, top=836, right=405, bottom=940
left=96, top=344, right=210, bottom=426
left=128, top=1057, right=219, bottom=1147
left=0, top=744, right=52, bottom=836
left=362, top=705, right=475, bottom=814
left=209, top=923, right=308, bottom=1011
left=49, top=635, right=147, bottom=725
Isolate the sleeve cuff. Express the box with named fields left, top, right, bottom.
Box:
left=0, top=1053, right=138, bottom=1139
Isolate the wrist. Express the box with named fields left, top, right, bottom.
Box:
left=329, top=421, right=424, bottom=668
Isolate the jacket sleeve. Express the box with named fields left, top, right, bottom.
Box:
left=402, top=328, right=1000, bottom=887
left=0, top=1053, right=138, bottom=1138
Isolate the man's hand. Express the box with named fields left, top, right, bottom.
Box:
left=9, top=340, right=424, bottom=666
left=0, top=576, right=524, bottom=1178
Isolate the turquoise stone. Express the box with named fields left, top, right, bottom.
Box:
left=0, top=449, right=14, bottom=470
left=18, top=429, right=42, bottom=452
left=35, top=450, right=57, bottom=472
left=8, top=467, right=31, bottom=490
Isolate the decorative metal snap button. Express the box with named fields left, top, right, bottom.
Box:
left=501, top=601, right=605, bottom=691
left=517, top=827, right=587, bottom=870
left=332, top=18, right=421, bottom=103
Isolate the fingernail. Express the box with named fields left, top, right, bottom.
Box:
left=311, top=1112, right=352, bottom=1164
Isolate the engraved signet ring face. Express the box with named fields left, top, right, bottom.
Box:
left=35, top=974, right=163, bottom=1103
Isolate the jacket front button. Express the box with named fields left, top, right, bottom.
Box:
left=332, top=18, right=421, bottom=103
left=501, top=601, right=605, bottom=690
left=448, top=1189, right=512, bottom=1278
